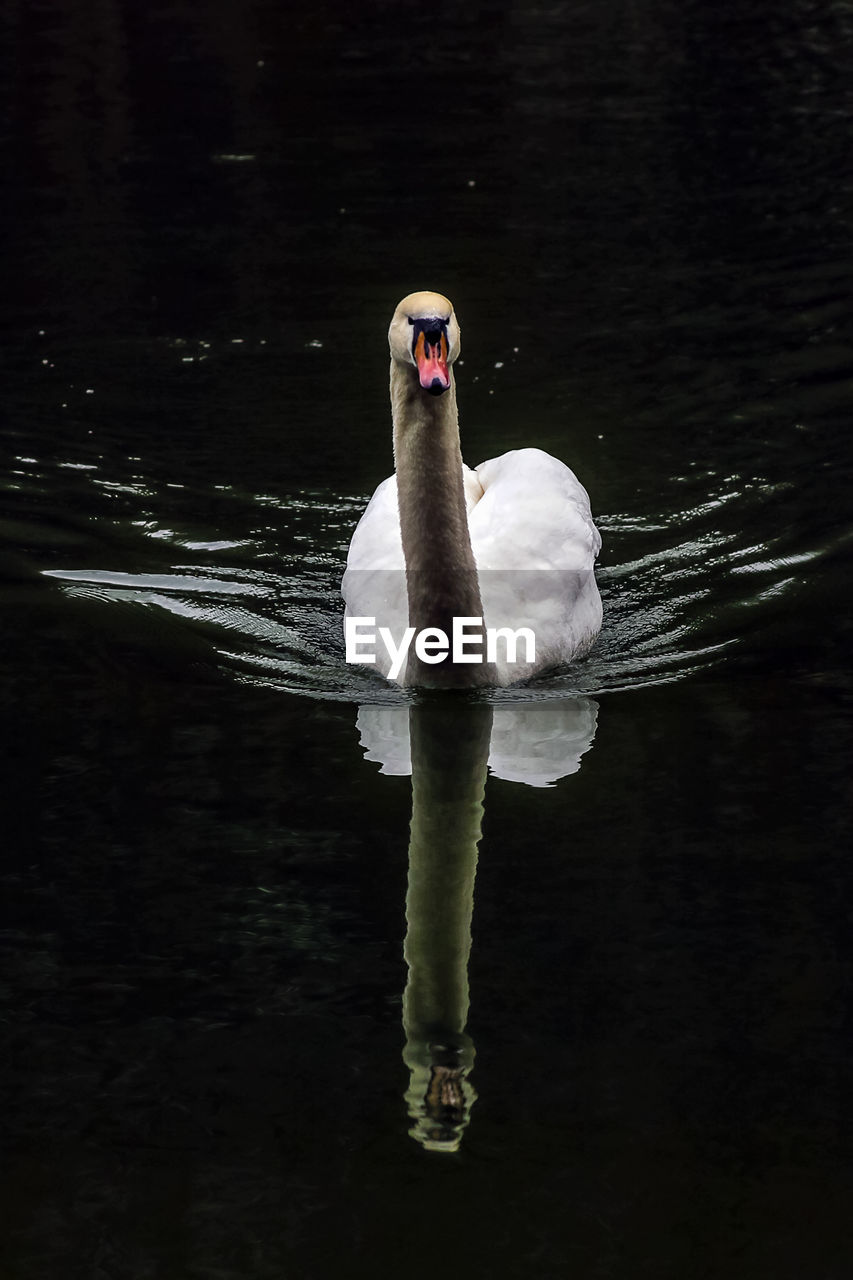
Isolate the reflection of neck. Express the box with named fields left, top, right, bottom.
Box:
left=391, top=362, right=495, bottom=686
left=402, top=699, right=492, bottom=1152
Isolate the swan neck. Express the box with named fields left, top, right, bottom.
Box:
left=391, top=362, right=495, bottom=686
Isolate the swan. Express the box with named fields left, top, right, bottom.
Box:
left=341, top=290, right=602, bottom=687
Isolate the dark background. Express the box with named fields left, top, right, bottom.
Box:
left=1, top=2, right=852, bottom=1277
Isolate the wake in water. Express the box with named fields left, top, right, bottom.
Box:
left=39, top=467, right=798, bottom=703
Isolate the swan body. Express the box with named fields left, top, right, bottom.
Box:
left=342, top=291, right=601, bottom=687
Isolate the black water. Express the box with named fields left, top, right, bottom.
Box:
left=2, top=2, right=852, bottom=1276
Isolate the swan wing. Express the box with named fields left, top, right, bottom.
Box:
left=344, top=475, right=404, bottom=574
left=470, top=447, right=600, bottom=572
left=341, top=476, right=406, bottom=678
left=469, top=448, right=602, bottom=676
left=461, top=463, right=485, bottom=512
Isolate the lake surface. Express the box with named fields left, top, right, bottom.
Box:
left=2, top=1, right=852, bottom=1276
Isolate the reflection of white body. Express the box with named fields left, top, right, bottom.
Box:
left=357, top=697, right=599, bottom=789
left=341, top=291, right=602, bottom=687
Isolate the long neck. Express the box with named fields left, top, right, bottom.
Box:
left=391, top=361, right=496, bottom=686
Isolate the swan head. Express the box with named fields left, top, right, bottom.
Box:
left=389, top=291, right=461, bottom=396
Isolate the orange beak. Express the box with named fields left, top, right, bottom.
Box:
left=414, top=330, right=450, bottom=394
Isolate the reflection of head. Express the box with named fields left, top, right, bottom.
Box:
left=404, top=1038, right=478, bottom=1154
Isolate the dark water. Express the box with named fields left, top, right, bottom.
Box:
left=2, top=1, right=852, bottom=1276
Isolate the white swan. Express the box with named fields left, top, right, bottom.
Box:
left=341, top=291, right=602, bottom=687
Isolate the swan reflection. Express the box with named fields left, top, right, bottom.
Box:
left=401, top=700, right=491, bottom=1151
left=357, top=696, right=598, bottom=788
left=362, top=695, right=598, bottom=1152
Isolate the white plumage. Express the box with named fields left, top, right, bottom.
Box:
left=341, top=292, right=602, bottom=686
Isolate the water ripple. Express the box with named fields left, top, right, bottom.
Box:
left=35, top=475, right=823, bottom=703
